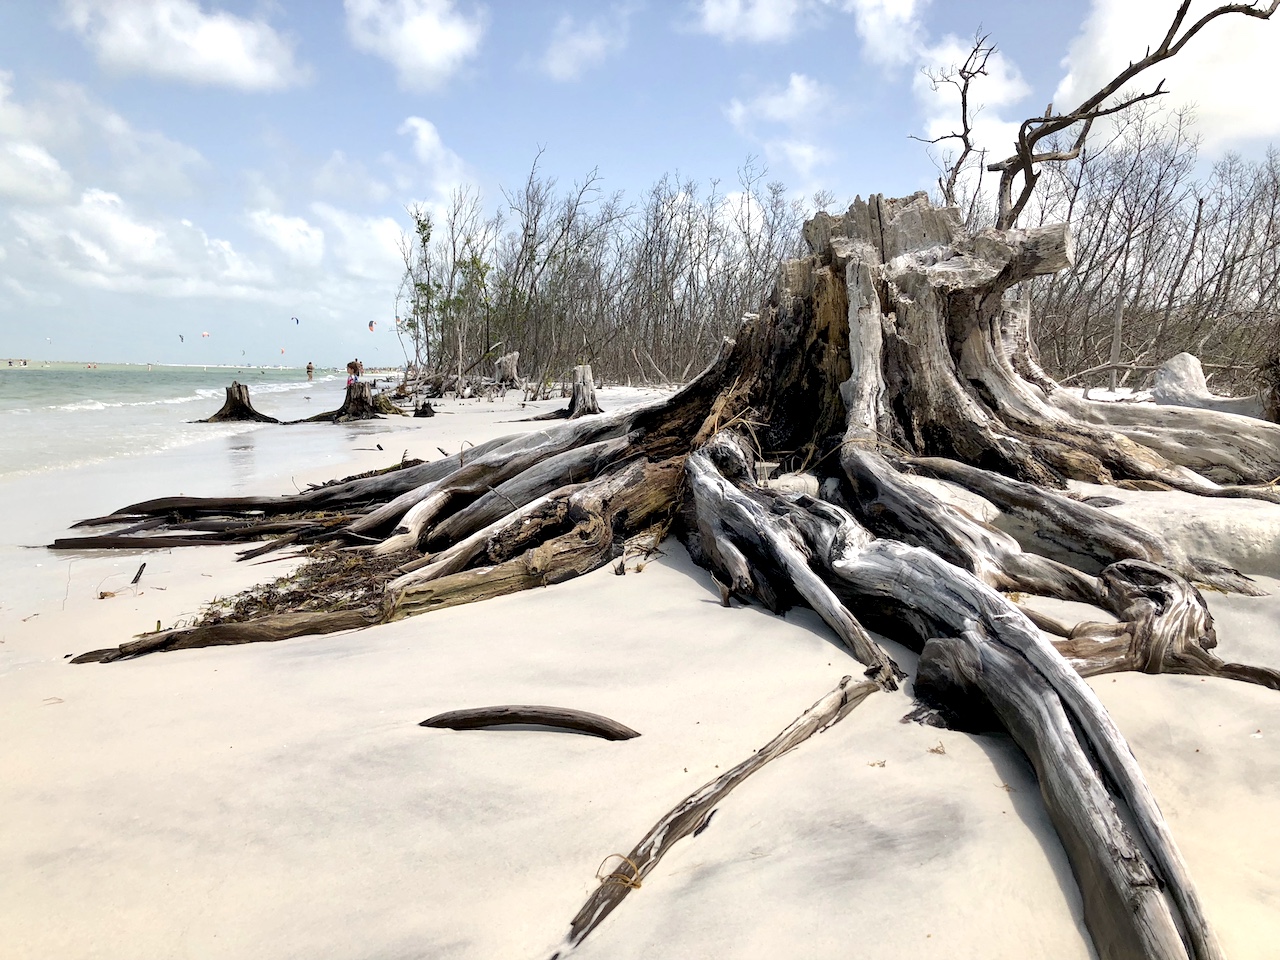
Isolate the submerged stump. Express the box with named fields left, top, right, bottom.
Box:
left=199, top=381, right=280, bottom=424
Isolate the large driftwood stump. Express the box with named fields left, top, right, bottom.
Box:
left=199, top=381, right=280, bottom=424
left=64, top=192, right=1280, bottom=960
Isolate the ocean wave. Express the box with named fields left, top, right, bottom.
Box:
left=55, top=399, right=114, bottom=411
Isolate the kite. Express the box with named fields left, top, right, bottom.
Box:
left=201, top=332, right=209, bottom=338
left=368, top=320, right=376, bottom=332
left=179, top=335, right=184, bottom=343
left=292, top=317, right=299, bottom=325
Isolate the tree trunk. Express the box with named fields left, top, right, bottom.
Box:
left=494, top=350, right=521, bottom=389
left=63, top=192, right=1280, bottom=960
left=299, top=381, right=381, bottom=423
left=199, top=381, right=280, bottom=423
left=567, top=363, right=601, bottom=418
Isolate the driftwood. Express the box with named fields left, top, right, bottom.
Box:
left=554, top=676, right=877, bottom=955
left=71, top=607, right=380, bottom=663
left=199, top=381, right=279, bottom=424
left=419, top=705, right=640, bottom=740
left=63, top=192, right=1280, bottom=960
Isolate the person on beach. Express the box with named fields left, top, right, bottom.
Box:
left=346, top=360, right=358, bottom=386
left=355, top=358, right=364, bottom=378
left=306, top=361, right=314, bottom=381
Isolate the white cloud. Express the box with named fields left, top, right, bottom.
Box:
left=313, top=151, right=392, bottom=205
left=98, top=110, right=207, bottom=199
left=0, top=72, right=65, bottom=145
left=60, top=0, right=309, bottom=91
left=345, top=0, right=487, bottom=91
left=542, top=11, right=630, bottom=81
left=0, top=73, right=209, bottom=208
left=693, top=0, right=809, bottom=42
left=772, top=139, right=830, bottom=180
left=11, top=188, right=274, bottom=296
left=247, top=210, right=325, bottom=267
left=843, top=0, right=930, bottom=66
left=397, top=116, right=468, bottom=200
left=1055, top=0, right=1280, bottom=152
left=310, top=202, right=404, bottom=282
left=727, top=73, right=832, bottom=131
left=725, top=74, right=834, bottom=185
left=0, top=142, right=74, bottom=204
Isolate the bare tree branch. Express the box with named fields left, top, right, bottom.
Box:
left=989, top=0, right=1280, bottom=228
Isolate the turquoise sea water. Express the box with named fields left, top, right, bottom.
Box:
left=0, top=363, right=346, bottom=479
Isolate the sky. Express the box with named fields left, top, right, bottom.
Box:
left=0, top=0, right=1277, bottom=367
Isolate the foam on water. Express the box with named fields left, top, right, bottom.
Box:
left=0, top=364, right=350, bottom=480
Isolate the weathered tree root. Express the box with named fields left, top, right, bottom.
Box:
left=553, top=676, right=877, bottom=956
left=60, top=192, right=1280, bottom=960
left=419, top=705, right=640, bottom=740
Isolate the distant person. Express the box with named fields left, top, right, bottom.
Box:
left=306, top=361, right=314, bottom=381
left=355, top=358, right=364, bottom=378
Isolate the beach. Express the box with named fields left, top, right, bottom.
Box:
left=2, top=375, right=1279, bottom=959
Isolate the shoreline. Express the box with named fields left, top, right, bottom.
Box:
left=1, top=386, right=1277, bottom=959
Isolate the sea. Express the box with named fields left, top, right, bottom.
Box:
left=0, top=362, right=415, bottom=631
left=0, top=362, right=348, bottom=480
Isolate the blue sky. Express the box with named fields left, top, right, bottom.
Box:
left=0, top=0, right=1276, bottom=367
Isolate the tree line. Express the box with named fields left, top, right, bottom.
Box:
left=398, top=117, right=1279, bottom=399
left=395, top=154, right=826, bottom=396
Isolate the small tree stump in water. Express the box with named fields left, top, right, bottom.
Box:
left=299, top=382, right=382, bottom=423
left=200, top=382, right=280, bottom=423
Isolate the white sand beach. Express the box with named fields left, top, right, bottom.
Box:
left=2, top=387, right=1279, bottom=959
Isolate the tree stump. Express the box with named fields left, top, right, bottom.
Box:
left=567, top=364, right=601, bottom=418
left=298, top=382, right=381, bottom=423
left=494, top=351, right=521, bottom=389
left=199, top=382, right=280, bottom=423
left=64, top=192, right=1280, bottom=960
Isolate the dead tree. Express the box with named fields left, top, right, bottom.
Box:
left=912, top=30, right=993, bottom=222
left=65, top=191, right=1280, bottom=958
left=56, top=6, right=1280, bottom=956
left=988, top=0, right=1280, bottom=229
left=528, top=363, right=603, bottom=420
left=493, top=350, right=521, bottom=389
left=199, top=382, right=280, bottom=424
